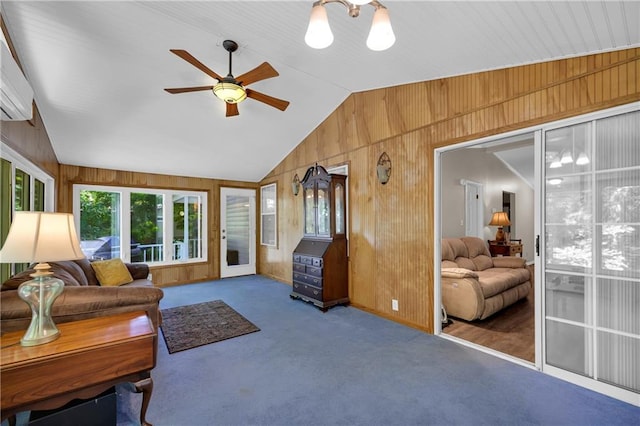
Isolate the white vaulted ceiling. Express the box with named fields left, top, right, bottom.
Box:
left=1, top=1, right=639, bottom=182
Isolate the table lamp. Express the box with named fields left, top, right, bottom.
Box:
left=0, top=212, right=85, bottom=346
left=488, top=211, right=511, bottom=244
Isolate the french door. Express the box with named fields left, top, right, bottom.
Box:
left=220, top=187, right=256, bottom=278
left=542, top=107, right=639, bottom=403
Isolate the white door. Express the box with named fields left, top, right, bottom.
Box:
left=464, top=180, right=483, bottom=238
left=220, top=187, right=256, bottom=278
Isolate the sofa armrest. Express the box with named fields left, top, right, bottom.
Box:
left=441, top=267, right=479, bottom=279
left=491, top=256, right=526, bottom=268
left=126, top=263, right=150, bottom=280
left=441, top=275, right=484, bottom=321
left=1, top=285, right=164, bottom=333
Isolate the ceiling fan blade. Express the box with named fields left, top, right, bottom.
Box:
left=246, top=89, right=290, bottom=111
left=236, top=62, right=279, bottom=86
left=226, top=102, right=239, bottom=117
left=164, top=86, right=214, bottom=94
left=170, top=49, right=223, bottom=81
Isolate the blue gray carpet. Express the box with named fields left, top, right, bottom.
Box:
left=114, top=275, right=639, bottom=425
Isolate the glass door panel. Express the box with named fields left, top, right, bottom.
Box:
left=317, top=186, right=330, bottom=236
left=304, top=186, right=315, bottom=235
left=543, top=110, right=640, bottom=394
left=220, top=188, right=256, bottom=278
left=335, top=183, right=344, bottom=234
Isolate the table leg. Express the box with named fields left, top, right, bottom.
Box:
left=133, top=377, right=153, bottom=426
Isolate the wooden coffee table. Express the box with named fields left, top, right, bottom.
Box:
left=1, top=311, right=157, bottom=426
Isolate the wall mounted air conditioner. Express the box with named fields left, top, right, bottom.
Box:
left=1, top=40, right=33, bottom=121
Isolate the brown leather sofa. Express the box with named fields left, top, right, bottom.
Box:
left=1, top=258, right=163, bottom=333
left=441, top=236, right=530, bottom=321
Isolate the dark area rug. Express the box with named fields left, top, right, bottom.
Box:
left=160, top=300, right=260, bottom=354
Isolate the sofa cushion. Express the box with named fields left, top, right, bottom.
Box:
left=455, top=257, right=476, bottom=270
left=74, top=258, right=100, bottom=286
left=1, top=261, right=84, bottom=291
left=442, top=260, right=459, bottom=269
left=91, top=259, right=134, bottom=287
left=448, top=238, right=469, bottom=258
left=476, top=268, right=530, bottom=298
left=472, top=255, right=494, bottom=271
left=461, top=236, right=491, bottom=257
left=441, top=239, right=455, bottom=261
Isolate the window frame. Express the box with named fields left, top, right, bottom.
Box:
left=72, top=184, right=207, bottom=266
left=260, top=183, right=277, bottom=247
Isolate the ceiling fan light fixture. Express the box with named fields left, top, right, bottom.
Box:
left=213, top=81, right=246, bottom=104
left=366, top=6, right=395, bottom=51
left=305, top=3, right=334, bottom=49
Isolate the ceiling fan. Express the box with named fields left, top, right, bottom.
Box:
left=164, top=40, right=290, bottom=117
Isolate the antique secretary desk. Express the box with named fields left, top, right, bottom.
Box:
left=290, top=164, right=348, bottom=310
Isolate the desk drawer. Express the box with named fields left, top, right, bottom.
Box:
left=293, top=263, right=306, bottom=273
left=306, top=265, right=322, bottom=277
left=292, top=282, right=322, bottom=300
left=293, top=272, right=323, bottom=287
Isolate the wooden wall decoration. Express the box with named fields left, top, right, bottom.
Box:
left=259, top=48, right=640, bottom=333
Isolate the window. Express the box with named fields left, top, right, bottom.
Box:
left=0, top=143, right=55, bottom=282
left=73, top=185, right=207, bottom=265
left=260, top=183, right=277, bottom=247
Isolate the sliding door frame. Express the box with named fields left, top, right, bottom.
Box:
left=435, top=101, right=640, bottom=406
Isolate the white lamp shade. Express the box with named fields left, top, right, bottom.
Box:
left=0, top=212, right=85, bottom=263
left=305, top=4, right=334, bottom=49
left=350, top=0, right=371, bottom=4
left=366, top=7, right=395, bottom=51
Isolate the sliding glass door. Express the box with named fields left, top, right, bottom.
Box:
left=543, top=109, right=639, bottom=398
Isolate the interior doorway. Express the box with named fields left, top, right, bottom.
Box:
left=437, top=132, right=536, bottom=364
left=220, top=187, right=256, bottom=278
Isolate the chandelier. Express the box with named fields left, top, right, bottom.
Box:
left=305, top=0, right=396, bottom=51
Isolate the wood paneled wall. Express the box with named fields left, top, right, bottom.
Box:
left=259, top=48, right=640, bottom=333
left=58, top=165, right=257, bottom=287
left=0, top=105, right=58, bottom=181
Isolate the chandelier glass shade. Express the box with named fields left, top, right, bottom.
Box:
left=305, top=4, right=334, bottom=49
left=366, top=7, right=395, bottom=51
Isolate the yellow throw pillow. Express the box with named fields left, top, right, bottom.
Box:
left=91, top=258, right=133, bottom=287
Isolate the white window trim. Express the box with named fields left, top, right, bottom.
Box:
left=260, top=183, right=277, bottom=247
left=72, top=184, right=207, bottom=266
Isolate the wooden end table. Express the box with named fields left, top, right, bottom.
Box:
left=488, top=240, right=523, bottom=257
left=1, top=311, right=157, bottom=426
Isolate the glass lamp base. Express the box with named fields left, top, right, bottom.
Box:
left=17, top=275, right=64, bottom=346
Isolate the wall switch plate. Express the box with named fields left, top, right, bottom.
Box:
left=392, top=299, right=399, bottom=311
